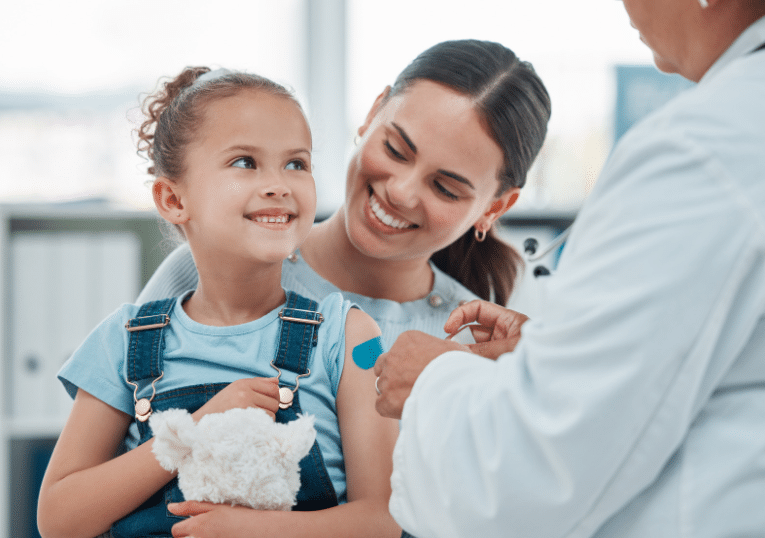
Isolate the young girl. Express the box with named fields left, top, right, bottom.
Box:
left=36, top=67, right=401, bottom=538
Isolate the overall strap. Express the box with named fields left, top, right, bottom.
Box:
left=273, top=290, right=323, bottom=373
left=125, top=298, right=175, bottom=382
left=274, top=290, right=338, bottom=511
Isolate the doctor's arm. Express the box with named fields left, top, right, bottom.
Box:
left=385, top=134, right=755, bottom=537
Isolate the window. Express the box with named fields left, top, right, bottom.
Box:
left=0, top=0, right=307, bottom=207
left=347, top=0, right=654, bottom=212
left=2, top=0, right=660, bottom=213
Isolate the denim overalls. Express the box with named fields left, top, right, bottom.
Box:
left=110, top=291, right=338, bottom=538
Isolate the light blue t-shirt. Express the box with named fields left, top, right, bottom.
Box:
left=137, top=244, right=480, bottom=349
left=58, top=290, right=353, bottom=503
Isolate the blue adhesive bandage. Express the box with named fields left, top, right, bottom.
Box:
left=352, top=336, right=384, bottom=370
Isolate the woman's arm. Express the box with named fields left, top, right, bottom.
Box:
left=168, top=308, right=401, bottom=538
left=37, top=390, right=175, bottom=538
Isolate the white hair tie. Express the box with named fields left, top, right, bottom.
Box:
left=193, top=68, right=235, bottom=87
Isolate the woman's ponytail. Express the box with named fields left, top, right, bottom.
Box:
left=431, top=227, right=522, bottom=305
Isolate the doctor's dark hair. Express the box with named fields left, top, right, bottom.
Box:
left=136, top=66, right=304, bottom=180
left=386, top=39, right=551, bottom=305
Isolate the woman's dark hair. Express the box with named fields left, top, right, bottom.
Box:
left=137, top=67, right=304, bottom=180
left=387, top=40, right=551, bottom=305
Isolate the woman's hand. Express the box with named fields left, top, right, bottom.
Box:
left=191, top=377, right=280, bottom=421
left=444, top=300, right=529, bottom=359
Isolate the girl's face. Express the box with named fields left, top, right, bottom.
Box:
left=166, top=90, right=316, bottom=265
left=344, top=80, right=518, bottom=262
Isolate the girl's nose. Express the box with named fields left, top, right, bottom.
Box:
left=262, top=173, right=292, bottom=198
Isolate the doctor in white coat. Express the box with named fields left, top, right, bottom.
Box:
left=374, top=0, right=765, bottom=536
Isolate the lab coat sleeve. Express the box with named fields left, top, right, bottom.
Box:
left=389, top=116, right=765, bottom=537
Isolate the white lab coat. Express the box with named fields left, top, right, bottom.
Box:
left=390, top=17, right=765, bottom=538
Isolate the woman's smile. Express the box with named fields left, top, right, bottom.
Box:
left=368, top=188, right=419, bottom=231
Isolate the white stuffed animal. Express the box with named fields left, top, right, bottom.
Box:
left=150, top=407, right=316, bottom=511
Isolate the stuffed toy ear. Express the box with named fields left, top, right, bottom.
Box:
left=150, top=408, right=197, bottom=472
left=282, top=414, right=317, bottom=462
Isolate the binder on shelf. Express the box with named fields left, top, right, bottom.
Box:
left=10, top=235, right=53, bottom=422
left=10, top=232, right=141, bottom=428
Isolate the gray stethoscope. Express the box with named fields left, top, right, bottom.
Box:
left=522, top=225, right=572, bottom=277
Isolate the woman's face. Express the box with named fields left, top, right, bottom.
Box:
left=343, top=80, right=518, bottom=262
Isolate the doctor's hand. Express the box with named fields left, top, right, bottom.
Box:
left=374, top=330, right=469, bottom=419
left=444, top=300, right=529, bottom=360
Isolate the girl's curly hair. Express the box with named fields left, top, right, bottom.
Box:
left=136, top=67, right=304, bottom=180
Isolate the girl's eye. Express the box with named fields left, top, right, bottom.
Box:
left=231, top=157, right=255, bottom=169
left=384, top=140, right=406, bottom=161
left=435, top=180, right=459, bottom=201
left=285, top=159, right=307, bottom=171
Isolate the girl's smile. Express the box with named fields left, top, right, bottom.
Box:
left=245, top=208, right=297, bottom=228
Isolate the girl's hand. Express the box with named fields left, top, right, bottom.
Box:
left=192, top=377, right=280, bottom=421
left=444, top=300, right=529, bottom=360
left=169, top=501, right=249, bottom=537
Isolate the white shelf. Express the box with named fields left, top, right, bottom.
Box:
left=0, top=202, right=165, bottom=538
left=6, top=419, right=65, bottom=440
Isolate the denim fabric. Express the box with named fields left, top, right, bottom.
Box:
left=111, top=292, right=337, bottom=538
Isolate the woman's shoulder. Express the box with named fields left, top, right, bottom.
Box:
left=137, top=242, right=198, bottom=303
left=430, top=263, right=481, bottom=308
left=281, top=250, right=337, bottom=302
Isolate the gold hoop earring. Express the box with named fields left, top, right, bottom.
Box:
left=353, top=134, right=361, bottom=146
left=474, top=227, right=487, bottom=242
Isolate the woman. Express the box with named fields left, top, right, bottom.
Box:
left=375, top=1, right=765, bottom=537
left=137, top=39, right=552, bottom=349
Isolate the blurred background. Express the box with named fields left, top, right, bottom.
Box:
left=1, top=0, right=664, bottom=211
left=0, top=1, right=695, bottom=536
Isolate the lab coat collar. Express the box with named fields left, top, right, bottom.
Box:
left=701, top=15, right=765, bottom=84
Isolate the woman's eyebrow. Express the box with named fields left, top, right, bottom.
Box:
left=392, top=122, right=475, bottom=190
left=438, top=169, right=475, bottom=190
left=392, top=123, right=417, bottom=153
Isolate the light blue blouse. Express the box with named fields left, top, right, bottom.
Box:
left=136, top=244, right=480, bottom=349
